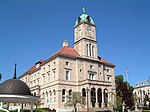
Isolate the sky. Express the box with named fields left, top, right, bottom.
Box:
left=0, top=0, right=150, bottom=86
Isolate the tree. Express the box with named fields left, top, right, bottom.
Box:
left=65, top=92, right=85, bottom=112
left=115, top=75, right=134, bottom=111
left=0, top=73, right=2, bottom=81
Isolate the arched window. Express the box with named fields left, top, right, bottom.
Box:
left=49, top=90, right=52, bottom=102
left=53, top=90, right=56, bottom=102
left=42, top=92, right=45, bottom=99
left=87, top=44, right=89, bottom=56
left=82, top=88, right=86, bottom=97
left=62, top=89, right=66, bottom=102
left=92, top=45, right=94, bottom=57
left=104, top=89, right=108, bottom=107
left=91, top=88, right=96, bottom=107
left=97, top=88, right=102, bottom=107
left=69, top=90, right=72, bottom=95
left=89, top=43, right=91, bottom=57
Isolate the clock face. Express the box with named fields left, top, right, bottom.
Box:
left=87, top=26, right=93, bottom=32
left=77, top=27, right=81, bottom=32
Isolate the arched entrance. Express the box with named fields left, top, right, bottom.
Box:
left=91, top=88, right=96, bottom=107
left=104, top=89, right=108, bottom=107
left=97, top=88, right=102, bottom=107
left=82, top=88, right=86, bottom=97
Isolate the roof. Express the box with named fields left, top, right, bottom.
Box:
left=22, top=47, right=114, bottom=75
left=53, top=46, right=80, bottom=58
left=98, top=56, right=115, bottom=67
left=75, top=7, right=95, bottom=27
left=24, top=47, right=79, bottom=74
left=27, top=60, right=45, bottom=73
left=0, top=79, right=32, bottom=95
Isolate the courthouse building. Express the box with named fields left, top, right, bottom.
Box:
left=19, top=8, right=116, bottom=111
left=134, top=79, right=150, bottom=104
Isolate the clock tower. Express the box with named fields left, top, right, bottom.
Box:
left=74, top=8, right=98, bottom=59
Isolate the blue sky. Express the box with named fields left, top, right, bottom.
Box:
left=0, top=0, right=150, bottom=86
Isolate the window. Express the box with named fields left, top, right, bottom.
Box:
left=108, top=77, right=111, bottom=82
left=48, top=65, right=50, bottom=69
left=62, top=89, right=66, bottom=102
left=143, top=91, right=145, bottom=95
left=53, top=71, right=55, bottom=81
left=43, top=75, right=45, bottom=84
left=53, top=90, right=56, bottom=102
left=89, top=74, right=95, bottom=80
left=69, top=90, right=72, bottom=95
left=53, top=62, right=55, bottom=66
left=92, top=45, right=94, bottom=57
left=37, top=78, right=40, bottom=85
left=80, top=69, right=82, bottom=73
left=42, top=92, right=45, bottom=99
left=66, top=70, right=70, bottom=80
left=49, top=90, right=52, bottom=103
left=66, top=61, right=70, bottom=66
left=87, top=44, right=89, bottom=56
left=43, top=67, right=45, bottom=72
left=107, top=69, right=110, bottom=73
left=90, top=65, right=94, bottom=70
left=89, top=43, right=91, bottom=57
left=69, top=90, right=72, bottom=101
left=48, top=73, right=50, bottom=82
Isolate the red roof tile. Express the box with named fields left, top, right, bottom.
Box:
left=27, top=60, right=45, bottom=73
left=98, top=56, right=115, bottom=66
left=53, top=46, right=80, bottom=58
left=27, top=65, right=36, bottom=73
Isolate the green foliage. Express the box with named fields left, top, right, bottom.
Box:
left=65, top=92, right=85, bottom=112
left=115, top=75, right=134, bottom=110
left=0, top=73, right=2, bottom=81
left=0, top=110, right=6, bottom=112
left=34, top=108, right=50, bottom=112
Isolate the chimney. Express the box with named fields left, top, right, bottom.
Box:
left=63, top=41, right=68, bottom=47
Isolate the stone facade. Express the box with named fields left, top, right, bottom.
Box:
left=19, top=8, right=116, bottom=112
left=134, top=80, right=150, bottom=104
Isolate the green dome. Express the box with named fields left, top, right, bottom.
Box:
left=75, top=7, right=95, bottom=27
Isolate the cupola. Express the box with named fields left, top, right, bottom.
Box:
left=75, top=7, right=95, bottom=27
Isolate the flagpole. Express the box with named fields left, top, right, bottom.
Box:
left=126, top=67, right=129, bottom=89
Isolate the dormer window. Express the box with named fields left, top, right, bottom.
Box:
left=86, top=16, right=91, bottom=23
left=78, top=17, right=81, bottom=23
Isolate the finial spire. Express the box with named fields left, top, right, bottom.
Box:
left=82, top=7, right=87, bottom=14
left=13, top=63, right=17, bottom=79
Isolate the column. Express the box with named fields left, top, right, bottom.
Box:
left=86, top=88, right=90, bottom=112
left=30, top=102, right=33, bottom=112
left=95, top=89, right=99, bottom=107
left=101, top=89, right=105, bottom=107
left=107, top=92, right=110, bottom=107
